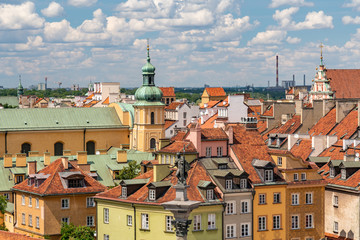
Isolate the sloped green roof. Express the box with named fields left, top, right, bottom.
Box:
left=5, top=202, right=14, bottom=213
left=120, top=178, right=149, bottom=185
left=115, top=103, right=134, bottom=127
left=0, top=96, right=19, bottom=107
left=308, top=156, right=330, bottom=163
left=0, top=107, right=125, bottom=131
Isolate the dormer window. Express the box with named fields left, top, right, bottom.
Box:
left=264, top=170, right=273, bottom=182
left=206, top=189, right=214, bottom=200
left=218, top=164, right=228, bottom=169
left=68, top=179, right=84, bottom=188
left=149, top=189, right=156, bottom=201
left=225, top=179, right=233, bottom=190
left=330, top=167, right=335, bottom=178
left=341, top=169, right=346, bottom=180
left=122, top=187, right=127, bottom=198
left=240, top=179, right=247, bottom=189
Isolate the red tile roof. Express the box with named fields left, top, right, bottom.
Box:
left=328, top=107, right=358, bottom=139
left=0, top=231, right=42, bottom=240
left=327, top=69, right=360, bottom=99
left=262, top=105, right=273, bottom=117
left=199, top=100, right=221, bottom=109
left=170, top=131, right=189, bottom=142
left=159, top=87, right=176, bottom=97
left=290, top=139, right=313, bottom=161
left=248, top=105, right=262, bottom=120
left=102, top=96, right=110, bottom=105
left=308, top=107, right=336, bottom=136
left=286, top=87, right=294, bottom=95
left=158, top=141, right=197, bottom=154
left=13, top=158, right=107, bottom=195
left=325, top=232, right=352, bottom=240
left=205, top=87, right=226, bottom=97
left=257, top=120, right=267, bottom=134
left=201, top=128, right=228, bottom=140
left=319, top=160, right=360, bottom=189
left=274, top=115, right=302, bottom=134
left=165, top=102, right=184, bottom=110
left=318, top=140, right=360, bottom=160
left=201, top=113, right=218, bottom=128
left=164, top=120, right=176, bottom=130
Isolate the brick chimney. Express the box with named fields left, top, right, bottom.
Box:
left=15, top=153, right=27, bottom=167
left=226, top=126, right=234, bottom=145
left=117, top=150, right=127, bottom=163
left=188, top=123, right=201, bottom=152
left=28, top=161, right=37, bottom=175
left=61, top=157, right=68, bottom=170
left=77, top=151, right=87, bottom=165
left=44, top=152, right=51, bottom=166
left=4, top=154, right=13, bottom=168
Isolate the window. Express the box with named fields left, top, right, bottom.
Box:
left=291, top=193, right=299, bottom=205
left=277, top=157, right=282, bottom=166
left=21, top=143, right=31, bottom=156
left=68, top=179, right=84, bottom=188
left=150, top=138, right=156, bottom=149
left=183, top=112, right=187, bottom=118
left=141, top=213, right=149, bottom=230
left=207, top=213, right=216, bottom=230
left=301, top=173, right=307, bottom=181
left=193, top=215, right=201, bottom=231
left=305, top=193, right=313, bottom=204
left=330, top=167, right=335, bottom=177
left=291, top=215, right=299, bottom=229
left=294, top=173, right=299, bottom=181
left=62, top=217, right=69, bottom=224
left=259, top=194, right=266, bottom=204
left=150, top=112, right=155, bottom=124
left=127, top=215, right=132, bottom=226
left=9, top=216, right=12, bottom=223
left=258, top=216, right=266, bottom=231
left=273, top=215, right=281, bottom=229
left=104, top=208, right=109, bottom=224
left=54, top=142, right=64, bottom=156
left=3, top=193, right=9, bottom=201
left=226, top=224, right=236, bottom=238
left=183, top=120, right=187, bottom=126
left=86, top=141, right=96, bottom=155
left=333, top=195, right=338, bottom=207
left=22, top=213, right=25, bottom=225
left=36, top=198, right=39, bottom=208
left=341, top=169, right=346, bottom=180
left=206, top=189, right=214, bottom=200
left=22, top=195, right=25, bottom=205
left=165, top=216, right=173, bottom=232
left=104, top=234, right=110, bottom=240
left=241, top=200, right=249, bottom=213
left=36, top=217, right=39, bottom=229
left=17, top=175, right=24, bottom=183
left=217, top=147, right=223, bottom=157
left=334, top=221, right=338, bottom=233
left=87, top=197, right=95, bottom=208
left=28, top=196, right=32, bottom=207
left=28, top=215, right=33, bottom=227
left=241, top=223, right=250, bottom=237
left=206, top=147, right=212, bottom=157
left=264, top=170, right=273, bottom=182
left=226, top=201, right=235, bottom=215
left=61, top=198, right=69, bottom=209
left=149, top=189, right=156, bottom=201
left=87, top=216, right=94, bottom=227
left=240, top=179, right=247, bottom=189
left=122, top=187, right=127, bottom=198
left=273, top=193, right=281, bottom=203
left=225, top=179, right=232, bottom=190
left=305, top=214, right=313, bottom=228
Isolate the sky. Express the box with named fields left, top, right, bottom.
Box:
left=1, top=0, right=360, bottom=88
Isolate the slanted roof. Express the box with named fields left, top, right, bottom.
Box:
left=164, top=120, right=176, bottom=130
left=328, top=107, right=358, bottom=139
left=290, top=139, right=313, bottom=161
left=159, top=87, right=175, bottom=97
left=0, top=231, right=42, bottom=240
left=165, top=102, right=184, bottom=110
left=0, top=107, right=124, bottom=131
left=204, top=87, right=226, bottom=97
left=201, top=128, right=228, bottom=140
left=158, top=141, right=197, bottom=154
left=308, top=107, right=337, bottom=136
left=319, top=160, right=360, bottom=189
left=262, top=105, right=273, bottom=117
left=327, top=69, right=360, bottom=99
left=0, top=96, right=19, bottom=107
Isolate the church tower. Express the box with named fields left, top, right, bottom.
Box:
left=17, top=75, right=24, bottom=98
left=309, top=43, right=334, bottom=103
left=131, top=43, right=165, bottom=152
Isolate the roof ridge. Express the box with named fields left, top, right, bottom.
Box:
left=42, top=159, right=63, bottom=195
left=187, top=160, right=199, bottom=184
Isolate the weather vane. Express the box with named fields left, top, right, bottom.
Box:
left=319, top=42, right=324, bottom=60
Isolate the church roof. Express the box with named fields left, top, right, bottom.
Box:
left=204, top=87, right=226, bottom=97
left=159, top=87, right=175, bottom=97
left=327, top=69, right=360, bottom=99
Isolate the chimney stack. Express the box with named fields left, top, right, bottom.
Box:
left=303, top=74, right=306, bottom=86
left=61, top=157, right=68, bottom=169
left=28, top=161, right=37, bottom=175
left=276, top=54, right=279, bottom=87
left=77, top=151, right=87, bottom=165
left=15, top=153, right=27, bottom=167
left=117, top=150, right=127, bottom=163
left=4, top=154, right=13, bottom=168
left=44, top=152, right=51, bottom=166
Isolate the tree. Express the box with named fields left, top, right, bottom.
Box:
left=60, top=223, right=95, bottom=240
left=0, top=195, right=8, bottom=231
left=116, top=160, right=141, bottom=180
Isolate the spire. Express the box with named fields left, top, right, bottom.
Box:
left=17, top=74, right=24, bottom=97
left=147, top=38, right=150, bottom=63
left=319, top=42, right=324, bottom=66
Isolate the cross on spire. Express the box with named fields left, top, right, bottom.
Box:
left=147, top=38, right=150, bottom=61
left=319, top=42, right=324, bottom=65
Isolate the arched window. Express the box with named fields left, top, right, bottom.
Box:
left=150, top=112, right=155, bottom=124
left=86, top=141, right=95, bottom=155
left=21, top=143, right=31, bottom=156
left=150, top=138, right=156, bottom=149
left=54, top=142, right=63, bottom=156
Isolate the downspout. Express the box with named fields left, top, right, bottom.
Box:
left=83, top=128, right=86, bottom=151
left=252, top=190, right=255, bottom=239
left=5, top=131, right=8, bottom=153
left=13, top=192, right=17, bottom=228
left=222, top=199, right=225, bottom=240
left=132, top=203, right=136, bottom=240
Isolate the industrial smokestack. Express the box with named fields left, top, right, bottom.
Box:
left=293, top=74, right=295, bottom=86
left=45, top=77, right=47, bottom=90
left=303, top=74, right=305, bottom=86
left=276, top=55, right=279, bottom=87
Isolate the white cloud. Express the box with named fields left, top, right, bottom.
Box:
left=248, top=30, right=287, bottom=45
left=269, top=0, right=314, bottom=8
left=216, top=0, right=232, bottom=13
left=343, top=0, right=360, bottom=11
left=0, top=2, right=44, bottom=30
left=68, top=0, right=97, bottom=7
left=273, top=7, right=299, bottom=28
left=41, top=2, right=64, bottom=17
left=286, top=36, right=301, bottom=44
left=79, top=9, right=105, bottom=33
left=343, top=16, right=360, bottom=24
left=15, top=36, right=44, bottom=51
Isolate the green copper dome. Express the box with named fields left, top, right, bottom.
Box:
left=17, top=75, right=24, bottom=97
left=135, top=86, right=163, bottom=102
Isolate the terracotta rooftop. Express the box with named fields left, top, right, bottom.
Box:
left=164, top=120, right=176, bottom=130
left=257, top=120, right=267, bottom=134
left=248, top=105, right=262, bottom=120
left=325, top=232, right=353, bottom=240
left=286, top=87, right=294, bottom=95
left=328, top=107, right=358, bottom=139
left=327, top=69, right=360, bottom=99
left=274, top=115, right=302, bottom=134
left=159, top=87, right=175, bottom=97
left=201, top=113, right=218, bottom=128
left=319, top=140, right=360, bottom=160
left=170, top=131, right=189, bottom=142
left=201, top=128, right=228, bottom=140
left=12, top=158, right=107, bottom=196
left=0, top=231, right=42, bottom=240
left=319, top=160, right=360, bottom=189
left=204, top=87, right=226, bottom=97
left=102, top=96, right=110, bottom=105
left=158, top=141, right=197, bottom=154
left=308, top=107, right=337, bottom=136
left=165, top=101, right=184, bottom=110
left=290, top=139, right=313, bottom=161
left=262, top=105, right=273, bottom=117
left=199, top=100, right=221, bottom=109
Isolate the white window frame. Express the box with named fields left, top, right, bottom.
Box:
left=294, top=173, right=299, bottom=181
left=291, top=215, right=299, bottom=230
left=305, top=214, right=313, bottom=229
left=291, top=193, right=299, bottom=205
left=206, top=189, right=214, bottom=200
left=86, top=197, right=95, bottom=208
left=28, top=196, right=32, bottom=207
left=141, top=213, right=149, bottom=230
left=264, top=170, right=273, bottom=182
left=36, top=216, right=40, bottom=229
left=127, top=215, right=132, bottom=226
left=87, top=216, right=94, bottom=227
left=206, top=147, right=212, bottom=157
left=259, top=194, right=266, bottom=204
left=226, top=224, right=236, bottom=238
left=122, top=186, right=127, bottom=198
left=35, top=198, right=39, bottom=208
left=22, top=213, right=25, bottom=225
left=333, top=195, right=338, bottom=207
left=149, top=189, right=156, bottom=201
left=301, top=173, right=307, bottom=181
left=305, top=193, right=313, bottom=204
left=273, top=215, right=280, bottom=229
left=61, top=198, right=69, bottom=209
left=258, top=216, right=266, bottom=231
left=22, top=195, right=25, bottom=206
left=241, top=223, right=250, bottom=237
left=334, top=221, right=338, bottom=233
left=240, top=178, right=247, bottom=189
left=61, top=217, right=70, bottom=224
left=330, top=167, right=335, bottom=177
left=104, top=234, right=110, bottom=240
left=226, top=201, right=235, bottom=215
left=277, top=157, right=282, bottom=166
left=273, top=193, right=281, bottom=203
left=165, top=215, right=173, bottom=232
left=341, top=169, right=346, bottom=180
left=104, top=208, right=109, bottom=224
left=193, top=215, right=201, bottom=231
left=208, top=213, right=216, bottom=230
left=217, top=147, right=223, bottom=157
left=28, top=214, right=33, bottom=227
left=241, top=200, right=249, bottom=213
left=225, top=179, right=233, bottom=190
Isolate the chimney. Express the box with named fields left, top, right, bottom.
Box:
left=61, top=157, right=68, bottom=169
left=28, top=151, right=39, bottom=157
left=4, top=154, right=13, bottom=168
left=28, top=161, right=37, bottom=175
left=153, top=164, right=170, bottom=182
left=44, top=152, right=51, bottom=166
left=191, top=123, right=202, bottom=152
left=227, top=126, right=234, bottom=145
left=15, top=153, right=27, bottom=167
left=117, top=150, right=127, bottom=163
left=63, top=150, right=72, bottom=156
left=276, top=54, right=279, bottom=87
left=303, top=74, right=306, bottom=86
left=77, top=151, right=87, bottom=165
left=293, top=74, right=295, bottom=86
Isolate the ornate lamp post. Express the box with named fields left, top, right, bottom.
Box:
left=162, top=153, right=200, bottom=240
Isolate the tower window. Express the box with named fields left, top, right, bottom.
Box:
left=150, top=138, right=156, bottom=149
left=21, top=143, right=31, bottom=156
left=151, top=112, right=155, bottom=124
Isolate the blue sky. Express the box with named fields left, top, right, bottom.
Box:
left=0, top=0, right=360, bottom=88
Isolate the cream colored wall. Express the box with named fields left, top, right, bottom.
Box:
left=4, top=212, right=14, bottom=232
